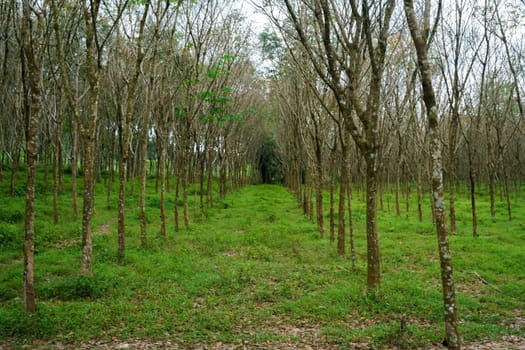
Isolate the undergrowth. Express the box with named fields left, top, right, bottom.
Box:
left=0, top=173, right=524, bottom=349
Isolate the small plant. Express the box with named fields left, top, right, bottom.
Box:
left=38, top=273, right=117, bottom=301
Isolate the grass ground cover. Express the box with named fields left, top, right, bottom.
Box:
left=0, top=174, right=524, bottom=349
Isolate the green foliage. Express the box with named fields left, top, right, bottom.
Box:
left=0, top=306, right=56, bottom=339
left=38, top=273, right=118, bottom=301
left=0, top=203, right=24, bottom=224
left=259, top=30, right=282, bottom=61
left=0, top=223, right=21, bottom=248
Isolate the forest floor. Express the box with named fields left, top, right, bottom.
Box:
left=1, top=181, right=525, bottom=349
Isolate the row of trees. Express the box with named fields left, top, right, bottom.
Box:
left=2, top=0, right=524, bottom=348
left=261, top=0, right=524, bottom=348
left=1, top=0, right=269, bottom=314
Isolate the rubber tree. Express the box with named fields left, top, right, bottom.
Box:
left=269, top=0, right=395, bottom=292
left=404, top=0, right=461, bottom=347
left=21, top=0, right=48, bottom=313
left=52, top=0, right=127, bottom=274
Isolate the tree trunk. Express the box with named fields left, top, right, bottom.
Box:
left=468, top=157, right=478, bottom=237
left=174, top=168, right=181, bottom=232
left=395, top=161, right=401, bottom=216
left=53, top=134, right=60, bottom=224
left=206, top=155, right=214, bottom=208
left=81, top=135, right=95, bottom=274
left=365, top=153, right=380, bottom=291
left=140, top=81, right=153, bottom=247
left=504, top=173, right=512, bottom=221
left=71, top=119, right=79, bottom=216
left=117, top=137, right=128, bottom=261
left=337, top=173, right=346, bottom=256
left=329, top=165, right=335, bottom=244
left=405, top=177, right=411, bottom=218
left=183, top=158, right=190, bottom=229
left=488, top=170, right=495, bottom=217
left=199, top=156, right=205, bottom=217
left=315, top=161, right=325, bottom=237
left=21, top=2, right=43, bottom=311
left=417, top=163, right=423, bottom=222
left=159, top=141, right=167, bottom=236
left=107, top=134, right=114, bottom=210
left=404, top=1, right=461, bottom=347
left=347, top=182, right=356, bottom=272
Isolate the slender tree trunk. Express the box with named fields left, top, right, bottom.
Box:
left=365, top=153, right=380, bottom=291
left=117, top=137, right=128, bottom=261
left=504, top=173, right=512, bottom=221
left=347, top=182, right=356, bottom=272
left=405, top=178, right=411, bottom=218
left=71, top=119, right=79, bottom=216
left=315, top=165, right=325, bottom=237
left=58, top=135, right=63, bottom=191
left=159, top=142, right=167, bottom=236
left=155, top=156, right=159, bottom=194
left=206, top=155, right=214, bottom=208
left=81, top=135, right=95, bottom=274
left=21, top=2, right=43, bottom=311
left=23, top=116, right=38, bottom=313
left=53, top=134, right=60, bottom=224
left=140, top=81, right=153, bottom=247
left=395, top=162, right=401, bottom=216
left=417, top=163, right=423, bottom=222
left=488, top=170, right=495, bottom=217
left=404, top=1, right=461, bottom=347
left=468, top=157, right=478, bottom=237
left=337, top=174, right=346, bottom=256
left=107, top=134, right=114, bottom=210
left=308, top=187, right=314, bottom=222
left=174, top=168, right=180, bottom=232
left=329, top=165, right=335, bottom=244
left=199, top=157, right=205, bottom=217
left=303, top=181, right=308, bottom=215
left=183, top=157, right=189, bottom=229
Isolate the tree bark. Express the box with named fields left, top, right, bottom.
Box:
left=21, top=0, right=44, bottom=312
left=71, top=118, right=78, bottom=216
left=347, top=181, right=356, bottom=272
left=404, top=0, right=461, bottom=347
left=117, top=3, right=149, bottom=260
left=365, top=152, right=380, bottom=290
left=337, top=158, right=346, bottom=256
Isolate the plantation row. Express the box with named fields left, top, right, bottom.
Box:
left=2, top=1, right=525, bottom=348
left=1, top=177, right=524, bottom=348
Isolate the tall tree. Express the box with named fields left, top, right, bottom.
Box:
left=116, top=1, right=150, bottom=261
left=52, top=0, right=126, bottom=273
left=270, top=0, right=395, bottom=291
left=21, top=0, right=48, bottom=313
left=404, top=0, right=461, bottom=347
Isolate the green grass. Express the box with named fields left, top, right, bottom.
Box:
left=0, top=173, right=524, bottom=349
